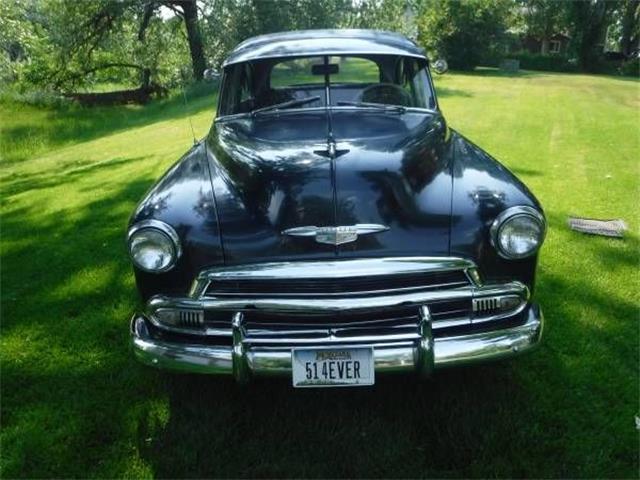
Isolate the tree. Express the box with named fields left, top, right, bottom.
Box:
left=2, top=0, right=207, bottom=94
left=519, top=0, right=570, bottom=54
left=347, top=0, right=417, bottom=37
left=200, top=0, right=356, bottom=68
left=567, top=0, right=617, bottom=71
left=146, top=0, right=207, bottom=80
left=618, top=0, right=639, bottom=57
left=417, top=0, right=513, bottom=70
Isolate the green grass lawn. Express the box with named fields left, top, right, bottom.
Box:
left=1, top=70, right=638, bottom=478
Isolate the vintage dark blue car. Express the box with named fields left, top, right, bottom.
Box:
left=128, top=30, right=545, bottom=387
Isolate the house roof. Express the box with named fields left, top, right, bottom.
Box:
left=223, top=29, right=427, bottom=66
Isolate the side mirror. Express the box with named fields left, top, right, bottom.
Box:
left=204, top=68, right=220, bottom=82
left=432, top=59, right=448, bottom=75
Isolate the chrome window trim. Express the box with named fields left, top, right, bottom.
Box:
left=489, top=205, right=546, bottom=260
left=223, top=50, right=427, bottom=67
left=215, top=105, right=439, bottom=122
left=126, top=219, right=182, bottom=273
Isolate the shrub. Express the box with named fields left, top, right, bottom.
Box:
left=620, top=57, right=640, bottom=77
left=508, top=52, right=579, bottom=73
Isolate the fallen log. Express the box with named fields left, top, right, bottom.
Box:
left=65, top=83, right=168, bottom=106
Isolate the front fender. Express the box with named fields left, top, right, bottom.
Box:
left=128, top=142, right=223, bottom=299
left=449, top=132, right=544, bottom=291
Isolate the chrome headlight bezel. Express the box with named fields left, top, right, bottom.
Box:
left=490, top=206, right=546, bottom=260
left=127, top=220, right=182, bottom=273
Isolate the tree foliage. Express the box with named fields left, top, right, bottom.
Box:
left=1, top=0, right=637, bottom=96
left=566, top=0, right=618, bottom=72
left=518, top=0, right=570, bottom=51
left=200, top=0, right=414, bottom=68
left=417, top=0, right=513, bottom=70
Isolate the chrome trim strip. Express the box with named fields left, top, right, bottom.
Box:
left=246, top=324, right=417, bottom=337
left=243, top=332, right=422, bottom=345
left=221, top=50, right=427, bottom=68
left=434, top=304, right=544, bottom=367
left=415, top=306, right=434, bottom=378
left=149, top=282, right=526, bottom=315
left=201, top=281, right=470, bottom=298
left=232, top=312, right=250, bottom=384
left=196, top=256, right=476, bottom=283
left=130, top=304, right=543, bottom=377
left=250, top=340, right=416, bottom=351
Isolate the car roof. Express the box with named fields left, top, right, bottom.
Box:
left=222, top=29, right=427, bottom=66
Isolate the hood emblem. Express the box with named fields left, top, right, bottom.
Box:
left=283, top=224, right=389, bottom=246
left=313, top=139, right=350, bottom=159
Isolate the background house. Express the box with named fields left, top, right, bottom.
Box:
left=521, top=33, right=571, bottom=55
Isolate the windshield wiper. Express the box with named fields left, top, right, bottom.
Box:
left=251, top=96, right=321, bottom=117
left=337, top=101, right=406, bottom=114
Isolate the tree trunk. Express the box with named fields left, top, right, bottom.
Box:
left=620, top=0, right=639, bottom=57
left=177, top=0, right=206, bottom=80
left=570, top=0, right=611, bottom=72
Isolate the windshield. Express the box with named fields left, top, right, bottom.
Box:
left=218, top=54, right=435, bottom=117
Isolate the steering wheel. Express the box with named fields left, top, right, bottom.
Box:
left=358, top=83, right=413, bottom=107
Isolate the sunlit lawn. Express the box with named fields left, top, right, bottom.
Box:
left=1, top=70, right=638, bottom=478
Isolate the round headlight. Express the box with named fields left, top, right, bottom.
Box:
left=491, top=206, right=545, bottom=259
left=127, top=220, right=181, bottom=273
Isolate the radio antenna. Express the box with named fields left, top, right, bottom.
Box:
left=181, top=78, right=197, bottom=145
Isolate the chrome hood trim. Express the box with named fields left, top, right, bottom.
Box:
left=190, top=256, right=477, bottom=298
left=282, top=224, right=389, bottom=245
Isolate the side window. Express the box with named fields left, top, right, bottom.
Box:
left=399, top=58, right=433, bottom=109
left=219, top=63, right=255, bottom=115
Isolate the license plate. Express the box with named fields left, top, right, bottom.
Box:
left=291, top=347, right=375, bottom=388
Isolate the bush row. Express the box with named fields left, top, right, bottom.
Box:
left=490, top=51, right=639, bottom=77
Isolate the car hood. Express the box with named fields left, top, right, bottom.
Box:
left=206, top=110, right=453, bottom=264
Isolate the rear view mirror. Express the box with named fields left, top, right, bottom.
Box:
left=312, top=64, right=339, bottom=75
left=432, top=59, right=448, bottom=75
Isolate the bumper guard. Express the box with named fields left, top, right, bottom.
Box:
left=131, top=303, right=543, bottom=382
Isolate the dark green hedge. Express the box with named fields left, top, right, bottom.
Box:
left=508, top=52, right=579, bottom=73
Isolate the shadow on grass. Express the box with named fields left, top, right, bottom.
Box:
left=139, top=364, right=540, bottom=478
left=1, top=172, right=158, bottom=476
left=130, top=211, right=639, bottom=478
left=1, top=132, right=637, bottom=478
left=460, top=68, right=547, bottom=79
left=0, top=85, right=217, bottom=166
left=510, top=167, right=545, bottom=178
left=436, top=86, right=472, bottom=98
left=2, top=156, right=147, bottom=197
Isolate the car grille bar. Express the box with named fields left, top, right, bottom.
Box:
left=204, top=270, right=470, bottom=297
left=242, top=309, right=422, bottom=346
left=145, top=257, right=529, bottom=370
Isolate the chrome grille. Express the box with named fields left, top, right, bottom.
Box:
left=179, top=310, right=203, bottom=327
left=242, top=308, right=419, bottom=346
left=148, top=258, right=529, bottom=347
left=238, top=299, right=472, bottom=347
left=473, top=297, right=499, bottom=314
left=205, top=270, right=470, bottom=298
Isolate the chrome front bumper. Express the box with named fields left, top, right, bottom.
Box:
left=130, top=303, right=543, bottom=380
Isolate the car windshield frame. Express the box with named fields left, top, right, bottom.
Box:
left=216, top=54, right=439, bottom=120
